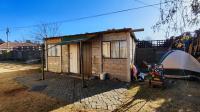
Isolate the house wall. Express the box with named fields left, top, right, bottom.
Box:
left=61, top=44, right=69, bottom=73
left=45, top=31, right=135, bottom=82
left=91, top=32, right=133, bottom=82
left=91, top=37, right=102, bottom=75
left=48, top=56, right=61, bottom=72
left=46, top=38, right=62, bottom=73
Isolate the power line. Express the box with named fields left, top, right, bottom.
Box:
left=134, top=0, right=160, bottom=9
left=0, top=0, right=173, bottom=32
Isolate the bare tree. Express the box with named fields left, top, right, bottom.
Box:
left=32, top=23, right=61, bottom=41
left=153, top=0, right=200, bottom=38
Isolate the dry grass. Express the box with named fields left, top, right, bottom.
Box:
left=0, top=68, right=66, bottom=112
left=0, top=61, right=40, bottom=73
left=116, top=80, right=200, bottom=112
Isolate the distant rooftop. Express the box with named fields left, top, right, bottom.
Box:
left=0, top=42, right=38, bottom=49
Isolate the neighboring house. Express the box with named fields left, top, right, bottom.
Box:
left=0, top=42, right=41, bottom=60
left=45, top=28, right=137, bottom=82
left=0, top=42, right=38, bottom=51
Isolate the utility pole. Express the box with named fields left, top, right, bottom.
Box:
left=6, top=28, right=9, bottom=52
left=42, top=35, right=47, bottom=80
left=42, top=43, right=45, bottom=80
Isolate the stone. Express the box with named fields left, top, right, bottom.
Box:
left=108, top=105, right=113, bottom=111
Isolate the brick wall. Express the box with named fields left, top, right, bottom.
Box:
left=103, top=59, right=128, bottom=81
left=91, top=38, right=101, bottom=75
left=101, top=32, right=131, bottom=82
left=47, top=56, right=61, bottom=73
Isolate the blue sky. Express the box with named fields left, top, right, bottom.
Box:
left=0, top=0, right=164, bottom=41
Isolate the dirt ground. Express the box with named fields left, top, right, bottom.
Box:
left=0, top=63, right=66, bottom=112
left=0, top=62, right=200, bottom=112
left=0, top=61, right=40, bottom=73
left=115, top=80, right=200, bottom=112
left=1, top=73, right=200, bottom=112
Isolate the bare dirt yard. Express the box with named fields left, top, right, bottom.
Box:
left=0, top=61, right=40, bottom=73
left=0, top=62, right=66, bottom=112
left=0, top=62, right=200, bottom=112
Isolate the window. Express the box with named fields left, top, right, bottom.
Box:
left=102, top=42, right=110, bottom=58
left=48, top=44, right=61, bottom=56
left=111, top=41, right=120, bottom=58
left=120, top=41, right=127, bottom=58
left=102, top=40, right=127, bottom=58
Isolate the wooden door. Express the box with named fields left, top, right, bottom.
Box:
left=70, top=44, right=79, bottom=73
left=82, top=42, right=92, bottom=76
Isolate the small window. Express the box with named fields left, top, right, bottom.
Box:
left=120, top=41, right=127, bottom=58
left=56, top=45, right=61, bottom=56
left=48, top=44, right=61, bottom=56
left=102, top=42, right=110, bottom=58
left=48, top=45, right=52, bottom=56
left=111, top=41, right=120, bottom=58
left=102, top=40, right=127, bottom=59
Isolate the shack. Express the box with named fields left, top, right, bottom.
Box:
left=45, top=28, right=137, bottom=82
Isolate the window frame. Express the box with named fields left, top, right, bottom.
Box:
left=102, top=41, right=111, bottom=58
left=47, top=44, right=61, bottom=57
left=119, top=41, right=128, bottom=58
left=102, top=40, right=127, bottom=59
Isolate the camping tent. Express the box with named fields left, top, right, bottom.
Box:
left=160, top=50, right=200, bottom=75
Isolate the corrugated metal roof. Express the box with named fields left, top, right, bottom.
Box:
left=45, top=28, right=133, bottom=40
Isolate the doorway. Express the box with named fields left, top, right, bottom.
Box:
left=82, top=42, right=92, bottom=76
left=69, top=44, right=79, bottom=73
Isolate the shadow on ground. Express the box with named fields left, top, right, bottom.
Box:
left=15, top=72, right=128, bottom=108
left=114, top=79, right=200, bottom=112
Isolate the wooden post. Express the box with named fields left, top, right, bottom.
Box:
left=45, top=41, right=48, bottom=71
left=100, top=34, right=103, bottom=73
left=42, top=44, right=45, bottom=80
left=60, top=37, right=63, bottom=73
left=68, top=44, right=70, bottom=73
left=80, top=41, right=86, bottom=88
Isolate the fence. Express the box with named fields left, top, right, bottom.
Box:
left=0, top=46, right=41, bottom=61
left=137, top=40, right=172, bottom=48
left=135, top=40, right=171, bottom=66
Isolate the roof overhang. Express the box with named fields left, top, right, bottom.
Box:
left=56, top=35, right=96, bottom=45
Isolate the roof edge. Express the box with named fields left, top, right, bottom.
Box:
left=45, top=28, right=133, bottom=40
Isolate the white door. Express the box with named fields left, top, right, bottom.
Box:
left=70, top=44, right=79, bottom=73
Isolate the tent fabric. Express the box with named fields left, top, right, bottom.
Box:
left=160, top=50, right=200, bottom=73
left=159, top=50, right=174, bottom=64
